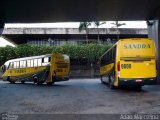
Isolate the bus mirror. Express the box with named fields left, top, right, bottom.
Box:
left=1, top=65, right=6, bottom=73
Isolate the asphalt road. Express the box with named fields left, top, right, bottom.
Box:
left=0, top=79, right=160, bottom=119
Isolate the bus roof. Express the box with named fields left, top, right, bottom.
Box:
left=119, top=38, right=152, bottom=41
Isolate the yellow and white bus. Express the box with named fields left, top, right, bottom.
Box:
left=1, top=53, right=70, bottom=85
left=99, top=38, right=157, bottom=89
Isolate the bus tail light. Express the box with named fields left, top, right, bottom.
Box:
left=117, top=61, right=120, bottom=72
left=156, top=60, right=157, bottom=70
left=117, top=61, right=120, bottom=77
left=53, top=71, right=56, bottom=76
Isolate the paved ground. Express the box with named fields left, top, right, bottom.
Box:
left=0, top=79, right=160, bottom=116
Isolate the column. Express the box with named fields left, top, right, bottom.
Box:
left=0, top=22, right=4, bottom=35
left=148, top=20, right=160, bottom=84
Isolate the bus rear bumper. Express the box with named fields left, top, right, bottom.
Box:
left=53, top=76, right=69, bottom=82
left=118, top=77, right=157, bottom=86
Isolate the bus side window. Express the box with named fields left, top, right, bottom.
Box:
left=7, top=63, right=11, bottom=70
left=112, top=48, right=114, bottom=61
left=30, top=60, right=34, bottom=67
left=13, top=62, right=16, bottom=68
left=34, top=59, right=38, bottom=67
left=20, top=61, right=26, bottom=68
left=101, top=58, right=104, bottom=66
left=43, top=57, right=49, bottom=63
left=104, top=54, right=107, bottom=65
left=20, top=61, right=23, bottom=68
left=100, top=58, right=102, bottom=66
left=23, top=61, right=26, bottom=68
left=12, top=62, right=14, bottom=68
left=102, top=54, right=107, bottom=66
left=18, top=62, right=20, bottom=68
left=27, top=60, right=31, bottom=68
left=109, top=50, right=112, bottom=63
left=49, top=57, right=51, bottom=62
left=7, top=63, right=10, bottom=69
left=106, top=52, right=109, bottom=63
left=113, top=46, right=116, bottom=61
left=9, top=62, right=14, bottom=69
left=16, top=61, right=20, bottom=68
left=42, top=57, right=49, bottom=66
left=38, top=59, right=42, bottom=66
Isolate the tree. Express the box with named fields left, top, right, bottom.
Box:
left=79, top=22, right=91, bottom=44
left=93, top=21, right=106, bottom=43
left=111, top=21, right=126, bottom=40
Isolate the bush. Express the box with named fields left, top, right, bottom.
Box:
left=0, top=43, right=113, bottom=65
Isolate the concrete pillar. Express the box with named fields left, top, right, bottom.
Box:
left=0, top=22, right=4, bottom=34
left=148, top=20, right=160, bottom=84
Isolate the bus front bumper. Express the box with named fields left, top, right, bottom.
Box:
left=118, top=77, right=157, bottom=86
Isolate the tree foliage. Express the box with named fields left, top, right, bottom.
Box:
left=79, top=22, right=91, bottom=32
left=93, top=21, right=106, bottom=28
left=93, top=21, right=106, bottom=43
left=111, top=21, right=126, bottom=28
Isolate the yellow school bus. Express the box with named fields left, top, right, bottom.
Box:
left=99, top=38, right=157, bottom=89
left=1, top=53, right=70, bottom=85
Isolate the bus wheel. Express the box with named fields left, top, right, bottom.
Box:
left=100, top=76, right=105, bottom=84
left=37, top=82, right=43, bottom=85
left=109, top=76, right=114, bottom=89
left=47, top=82, right=53, bottom=86
left=33, top=76, right=38, bottom=84
left=9, top=81, right=15, bottom=84
left=7, top=76, right=15, bottom=84
left=135, top=86, right=142, bottom=91
left=109, top=82, right=114, bottom=89
left=21, top=80, right=25, bottom=84
left=34, top=77, right=42, bottom=85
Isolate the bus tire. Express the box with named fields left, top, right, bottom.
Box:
left=21, top=80, right=25, bottom=84
left=109, top=82, right=114, bottom=89
left=47, top=82, right=53, bottom=86
left=34, top=77, right=42, bottom=85
left=109, top=76, right=114, bottom=89
left=100, top=76, right=105, bottom=84
left=7, top=76, right=15, bottom=84
left=37, top=82, right=42, bottom=85
left=33, top=76, right=38, bottom=84
left=9, top=81, right=15, bottom=84
left=7, top=76, right=10, bottom=81
left=136, top=86, right=142, bottom=91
